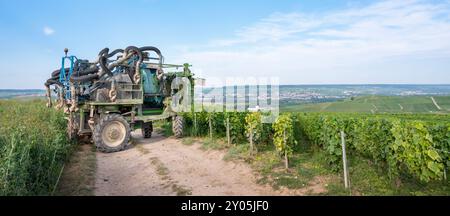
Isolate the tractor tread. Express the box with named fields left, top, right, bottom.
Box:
left=93, top=114, right=131, bottom=153
left=172, top=115, right=184, bottom=138
left=142, top=122, right=153, bottom=138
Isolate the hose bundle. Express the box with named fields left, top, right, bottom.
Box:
left=45, top=45, right=164, bottom=108
left=46, top=46, right=163, bottom=85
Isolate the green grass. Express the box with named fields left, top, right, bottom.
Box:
left=0, top=99, right=72, bottom=195
left=253, top=147, right=338, bottom=193
left=281, top=95, right=450, bottom=114
left=201, top=138, right=228, bottom=150
left=435, top=96, right=450, bottom=111
left=181, top=137, right=195, bottom=146
left=224, top=144, right=253, bottom=162
left=155, top=120, right=174, bottom=137
left=54, top=144, right=96, bottom=196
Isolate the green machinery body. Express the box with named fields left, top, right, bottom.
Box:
left=76, top=63, right=194, bottom=134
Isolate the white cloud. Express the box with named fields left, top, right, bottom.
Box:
left=43, top=26, right=55, bottom=36
left=178, top=0, right=450, bottom=84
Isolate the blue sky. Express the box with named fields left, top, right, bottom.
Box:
left=0, top=0, right=449, bottom=89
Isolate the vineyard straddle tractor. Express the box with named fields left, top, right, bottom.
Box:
left=45, top=46, right=194, bottom=152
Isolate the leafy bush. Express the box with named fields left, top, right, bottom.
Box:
left=182, top=111, right=248, bottom=143
left=295, top=113, right=449, bottom=182
left=272, top=114, right=297, bottom=169
left=272, top=114, right=296, bottom=154
left=227, top=112, right=247, bottom=144
left=245, top=112, right=262, bottom=152
left=390, top=120, right=444, bottom=182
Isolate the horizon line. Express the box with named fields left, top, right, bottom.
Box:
left=3, top=83, right=450, bottom=90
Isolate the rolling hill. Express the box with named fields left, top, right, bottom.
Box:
left=280, top=95, right=450, bottom=114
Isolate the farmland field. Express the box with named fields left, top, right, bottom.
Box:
left=0, top=89, right=45, bottom=99
left=281, top=95, right=450, bottom=113
left=436, top=96, right=450, bottom=110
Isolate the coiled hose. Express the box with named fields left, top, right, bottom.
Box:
left=46, top=45, right=158, bottom=89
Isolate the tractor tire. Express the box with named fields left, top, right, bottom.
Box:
left=172, top=115, right=184, bottom=138
left=142, top=122, right=153, bottom=138
left=93, top=114, right=131, bottom=153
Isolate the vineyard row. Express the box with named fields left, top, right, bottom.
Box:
left=180, top=111, right=450, bottom=182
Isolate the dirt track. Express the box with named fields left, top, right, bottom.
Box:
left=94, top=131, right=284, bottom=196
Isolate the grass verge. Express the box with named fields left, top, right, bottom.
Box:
left=0, top=99, right=73, bottom=195
left=54, top=144, right=96, bottom=196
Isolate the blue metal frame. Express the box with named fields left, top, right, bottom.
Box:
left=59, top=55, right=77, bottom=99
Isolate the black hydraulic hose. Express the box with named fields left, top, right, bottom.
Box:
left=52, top=65, right=98, bottom=81
left=107, top=49, right=124, bottom=58
left=45, top=78, right=62, bottom=87
left=51, top=46, right=150, bottom=84
left=71, top=67, right=99, bottom=77
left=99, top=55, right=113, bottom=77
left=73, top=60, right=80, bottom=76
left=139, top=46, right=161, bottom=56
left=51, top=58, right=90, bottom=78
left=51, top=68, right=69, bottom=78
left=125, top=46, right=143, bottom=81
left=70, top=73, right=99, bottom=83
left=125, top=46, right=143, bottom=61
left=139, top=46, right=163, bottom=65
left=99, top=47, right=125, bottom=77
left=78, top=67, right=99, bottom=76
left=97, top=47, right=111, bottom=76
left=98, top=47, right=109, bottom=57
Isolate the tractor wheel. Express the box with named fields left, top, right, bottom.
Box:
left=142, top=122, right=153, bottom=138
left=172, top=115, right=184, bottom=138
left=93, top=114, right=131, bottom=153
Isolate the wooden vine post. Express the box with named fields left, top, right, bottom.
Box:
left=444, top=168, right=447, bottom=181
left=208, top=112, right=213, bottom=139
left=441, top=146, right=447, bottom=181
left=226, top=116, right=231, bottom=146
left=249, top=127, right=254, bottom=153
left=341, top=131, right=350, bottom=190
left=283, top=130, right=288, bottom=170
left=193, top=113, right=198, bottom=136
